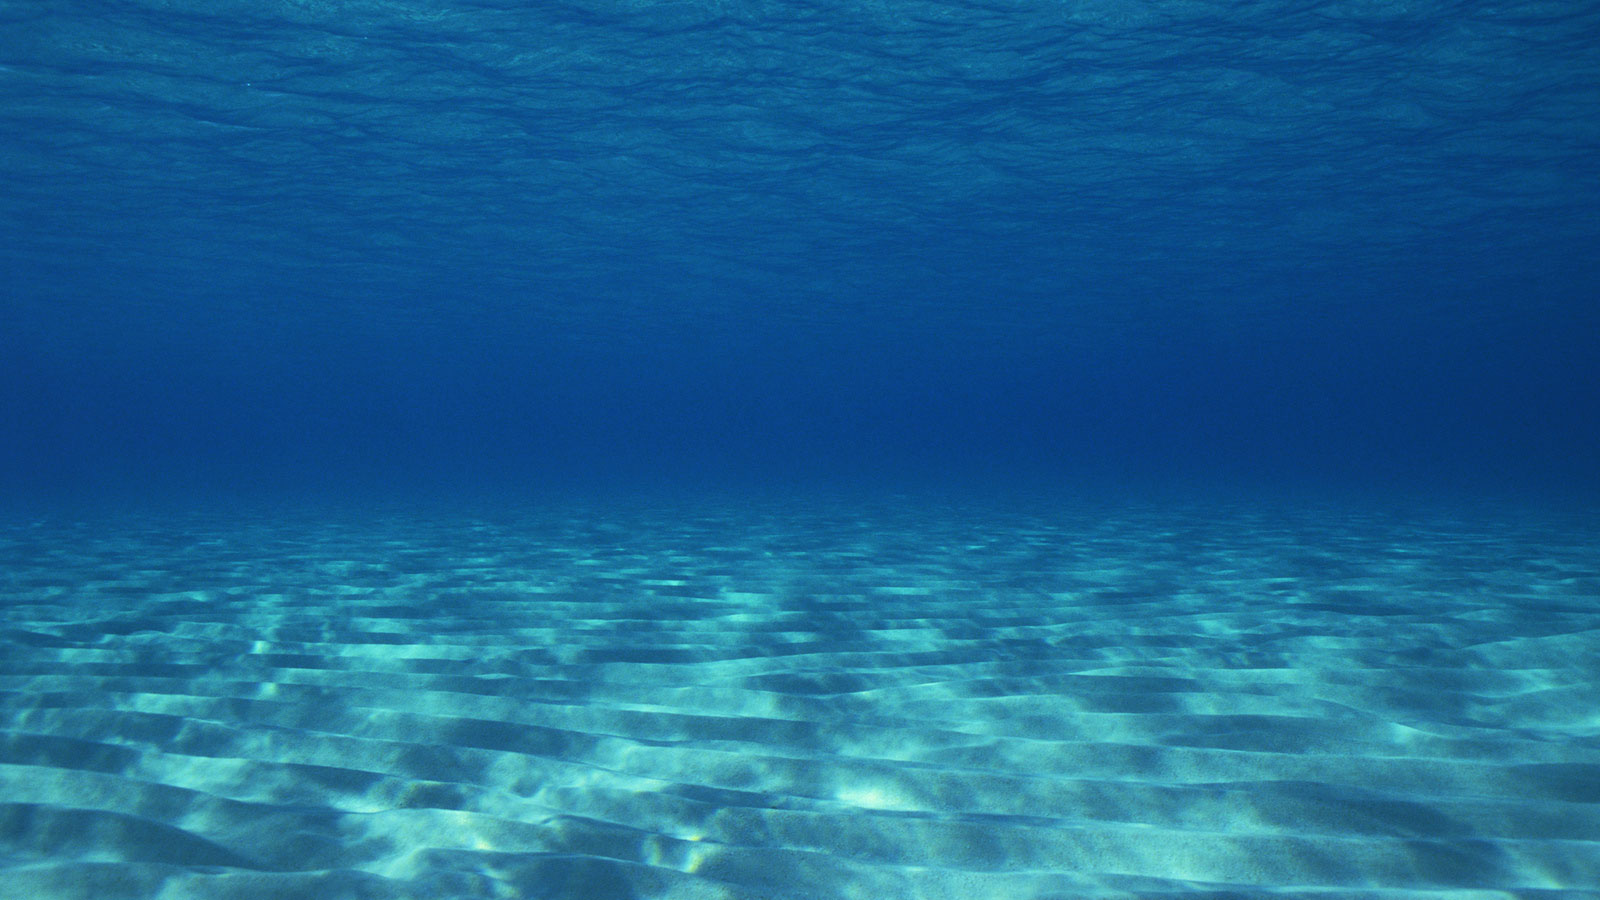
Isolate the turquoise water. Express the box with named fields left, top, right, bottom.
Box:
left=3, top=495, right=1598, bottom=897
left=3, top=0, right=1599, bottom=896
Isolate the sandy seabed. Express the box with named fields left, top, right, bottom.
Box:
left=2, top=493, right=1597, bottom=899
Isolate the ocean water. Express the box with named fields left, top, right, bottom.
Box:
left=3, top=0, right=1599, bottom=897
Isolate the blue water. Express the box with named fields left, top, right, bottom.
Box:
left=4, top=0, right=1598, bottom=501
left=3, top=1, right=1599, bottom=897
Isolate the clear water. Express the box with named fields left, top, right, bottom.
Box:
left=4, top=496, right=1599, bottom=898
left=2, top=0, right=1598, bottom=897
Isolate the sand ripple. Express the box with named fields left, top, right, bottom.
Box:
left=2, top=497, right=1598, bottom=898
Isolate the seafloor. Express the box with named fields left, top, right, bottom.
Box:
left=1, top=491, right=1597, bottom=898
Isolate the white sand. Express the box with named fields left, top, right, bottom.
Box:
left=1, top=495, right=1597, bottom=898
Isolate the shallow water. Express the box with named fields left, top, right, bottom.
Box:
left=3, top=493, right=1596, bottom=898
left=4, top=3, right=1598, bottom=892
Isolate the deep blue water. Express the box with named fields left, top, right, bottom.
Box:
left=4, top=0, right=1598, bottom=503
left=4, top=4, right=1600, bottom=898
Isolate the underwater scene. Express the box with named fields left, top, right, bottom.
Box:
left=2, top=0, right=1598, bottom=897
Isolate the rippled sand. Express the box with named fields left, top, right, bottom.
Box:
left=2, top=494, right=1597, bottom=898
